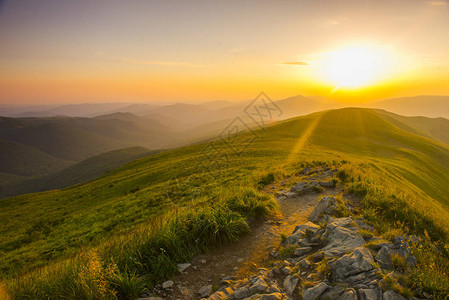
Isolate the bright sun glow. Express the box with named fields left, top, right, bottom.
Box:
left=318, top=45, right=392, bottom=89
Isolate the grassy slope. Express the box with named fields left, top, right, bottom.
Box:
left=375, top=109, right=449, bottom=146
left=0, top=147, right=159, bottom=199
left=1, top=108, right=449, bottom=298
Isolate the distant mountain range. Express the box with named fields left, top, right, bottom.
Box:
left=1, top=94, right=448, bottom=199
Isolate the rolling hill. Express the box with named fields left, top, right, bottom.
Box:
left=1, top=108, right=449, bottom=298
left=0, top=147, right=158, bottom=199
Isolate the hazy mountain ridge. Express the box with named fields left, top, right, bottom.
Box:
left=0, top=147, right=157, bottom=199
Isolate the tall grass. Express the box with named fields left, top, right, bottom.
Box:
left=3, top=187, right=275, bottom=299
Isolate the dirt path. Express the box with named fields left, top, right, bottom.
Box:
left=161, top=179, right=344, bottom=300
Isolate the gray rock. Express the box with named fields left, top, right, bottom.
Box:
left=260, top=293, right=284, bottom=300
left=302, top=282, right=329, bottom=300
left=376, top=245, right=394, bottom=269
left=339, top=288, right=358, bottom=300
left=177, top=263, right=191, bottom=272
left=355, top=219, right=374, bottom=231
left=326, top=217, right=357, bottom=231
left=233, top=287, right=250, bottom=299
left=198, top=285, right=213, bottom=298
left=308, top=196, right=338, bottom=223
left=249, top=277, right=269, bottom=294
left=302, top=166, right=312, bottom=174
left=331, top=247, right=375, bottom=281
left=286, top=222, right=320, bottom=245
left=322, top=226, right=365, bottom=257
left=291, top=181, right=308, bottom=193
left=319, top=181, right=335, bottom=188
left=320, top=285, right=345, bottom=299
left=297, top=258, right=312, bottom=269
left=283, top=275, right=299, bottom=295
left=383, top=290, right=407, bottom=300
left=294, top=246, right=312, bottom=256
left=162, top=280, right=174, bottom=289
left=358, top=288, right=381, bottom=300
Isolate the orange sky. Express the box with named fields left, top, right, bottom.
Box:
left=1, top=0, right=449, bottom=104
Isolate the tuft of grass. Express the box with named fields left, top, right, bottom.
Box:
left=390, top=252, right=407, bottom=272
left=280, top=233, right=288, bottom=243
left=278, top=246, right=296, bottom=259
left=359, top=229, right=374, bottom=240
left=225, top=188, right=278, bottom=219
left=316, top=258, right=331, bottom=280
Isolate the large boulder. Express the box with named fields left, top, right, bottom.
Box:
left=331, top=247, right=375, bottom=282
left=375, top=237, right=417, bottom=270
left=322, top=226, right=365, bottom=257
left=308, top=196, right=338, bottom=223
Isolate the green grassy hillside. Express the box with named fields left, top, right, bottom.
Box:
left=1, top=108, right=449, bottom=298
left=0, top=147, right=159, bottom=199
left=376, top=109, right=449, bottom=146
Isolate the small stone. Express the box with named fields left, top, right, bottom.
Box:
left=177, top=263, right=191, bottom=272
left=198, top=285, right=213, bottom=298
left=162, top=280, right=174, bottom=289
left=200, top=259, right=207, bottom=264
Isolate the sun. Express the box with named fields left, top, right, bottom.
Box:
left=317, top=45, right=391, bottom=89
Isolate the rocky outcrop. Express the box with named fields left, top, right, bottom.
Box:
left=205, top=185, right=423, bottom=300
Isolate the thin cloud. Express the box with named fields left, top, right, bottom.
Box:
left=427, top=0, right=447, bottom=5
left=95, top=51, right=201, bottom=67
left=282, top=61, right=309, bottom=66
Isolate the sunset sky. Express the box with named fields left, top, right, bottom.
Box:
left=0, top=0, right=448, bottom=104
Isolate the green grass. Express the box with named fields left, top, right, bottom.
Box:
left=2, top=108, right=449, bottom=298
